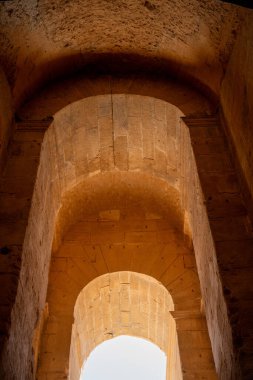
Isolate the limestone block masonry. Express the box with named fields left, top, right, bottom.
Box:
left=0, top=119, right=50, bottom=377
left=68, top=272, right=181, bottom=380
left=182, top=117, right=253, bottom=379
left=0, top=94, right=252, bottom=379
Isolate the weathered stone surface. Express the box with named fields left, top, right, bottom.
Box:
left=0, top=90, right=253, bottom=380
left=0, top=67, right=12, bottom=171
left=0, top=0, right=244, bottom=108
left=183, top=116, right=253, bottom=379
left=0, top=96, right=219, bottom=380
left=0, top=1, right=252, bottom=379
left=221, top=12, right=253, bottom=222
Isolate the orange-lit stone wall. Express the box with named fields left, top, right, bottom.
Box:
left=0, top=3, right=252, bottom=379
left=2, top=93, right=248, bottom=379
left=0, top=95, right=185, bottom=379
left=182, top=116, right=253, bottom=379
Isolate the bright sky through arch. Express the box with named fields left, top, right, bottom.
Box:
left=80, top=335, right=167, bottom=380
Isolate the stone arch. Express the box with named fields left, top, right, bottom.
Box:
left=0, top=0, right=241, bottom=108
left=0, top=3, right=251, bottom=378
left=1, top=93, right=232, bottom=379
left=36, top=168, right=216, bottom=378
left=69, top=272, right=182, bottom=380
left=36, top=94, right=186, bottom=253
left=18, top=74, right=215, bottom=122
left=23, top=95, right=216, bottom=379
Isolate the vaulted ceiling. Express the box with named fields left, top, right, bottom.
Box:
left=0, top=0, right=245, bottom=107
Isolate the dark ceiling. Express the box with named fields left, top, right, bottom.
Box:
left=221, top=0, right=253, bottom=9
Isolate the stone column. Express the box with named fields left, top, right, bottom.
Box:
left=0, top=120, right=51, bottom=379
left=182, top=116, right=253, bottom=379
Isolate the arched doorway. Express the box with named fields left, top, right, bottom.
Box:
left=32, top=94, right=216, bottom=379
left=69, top=272, right=181, bottom=380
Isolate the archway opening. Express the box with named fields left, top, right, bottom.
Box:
left=32, top=95, right=216, bottom=380
left=69, top=272, right=182, bottom=380
left=80, top=335, right=166, bottom=380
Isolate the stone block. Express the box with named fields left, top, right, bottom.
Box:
left=128, top=116, right=142, bottom=149
left=210, top=216, right=253, bottom=241
left=216, top=239, right=253, bottom=269
left=98, top=116, right=113, bottom=148
left=142, top=117, right=154, bottom=159
left=177, top=330, right=212, bottom=349
left=114, top=135, right=128, bottom=170
left=125, top=231, right=157, bottom=243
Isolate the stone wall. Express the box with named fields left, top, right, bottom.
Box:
left=182, top=116, right=253, bottom=379
left=0, top=67, right=13, bottom=171
left=221, top=12, right=253, bottom=217
left=0, top=120, right=51, bottom=380
left=181, top=118, right=235, bottom=378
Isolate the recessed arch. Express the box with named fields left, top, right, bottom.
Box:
left=36, top=180, right=209, bottom=378
left=69, top=272, right=182, bottom=380
left=39, top=94, right=186, bottom=252
left=2, top=93, right=219, bottom=379
left=0, top=0, right=241, bottom=108
left=18, top=73, right=215, bottom=122
left=0, top=1, right=252, bottom=378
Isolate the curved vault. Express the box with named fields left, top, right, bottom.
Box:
left=69, top=272, right=182, bottom=380
left=27, top=95, right=215, bottom=379
left=0, top=3, right=251, bottom=377
left=37, top=181, right=215, bottom=378
left=1, top=94, right=220, bottom=380
left=0, top=0, right=243, bottom=106
left=18, top=74, right=214, bottom=122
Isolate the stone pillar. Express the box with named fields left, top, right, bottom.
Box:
left=172, top=311, right=217, bottom=379
left=182, top=116, right=253, bottom=379
left=0, top=120, right=51, bottom=379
